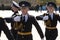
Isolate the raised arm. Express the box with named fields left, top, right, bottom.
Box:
left=36, top=15, right=43, bottom=20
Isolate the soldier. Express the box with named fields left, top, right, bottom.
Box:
left=4, top=1, right=20, bottom=40
left=11, top=1, right=20, bottom=17
left=13, top=1, right=44, bottom=40
left=0, top=17, right=14, bottom=40
left=36, top=2, right=60, bottom=40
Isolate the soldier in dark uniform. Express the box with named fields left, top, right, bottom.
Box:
left=4, top=1, right=20, bottom=40
left=36, top=2, right=60, bottom=40
left=13, top=1, right=44, bottom=40
left=11, top=1, right=20, bottom=40
left=0, top=17, right=14, bottom=40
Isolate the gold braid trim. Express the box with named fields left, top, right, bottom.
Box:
left=13, top=22, right=24, bottom=30
left=44, top=20, right=51, bottom=25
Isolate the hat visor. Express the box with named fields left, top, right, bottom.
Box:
left=48, top=5, right=55, bottom=7
left=20, top=6, right=30, bottom=8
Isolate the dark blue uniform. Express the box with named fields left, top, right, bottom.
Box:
left=36, top=13, right=60, bottom=40
left=16, top=15, right=44, bottom=40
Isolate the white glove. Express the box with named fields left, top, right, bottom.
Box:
left=14, top=16, right=21, bottom=22
left=41, top=38, right=44, bottom=40
left=43, top=16, right=49, bottom=20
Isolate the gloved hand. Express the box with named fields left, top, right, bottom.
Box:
left=43, top=16, right=49, bottom=20
left=14, top=16, right=21, bottom=22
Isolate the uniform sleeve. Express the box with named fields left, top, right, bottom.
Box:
left=0, top=18, right=14, bottom=40
left=36, top=15, right=43, bottom=20
left=4, top=17, right=13, bottom=23
left=36, top=13, right=47, bottom=20
left=57, top=14, right=60, bottom=22
left=32, top=17, right=44, bottom=39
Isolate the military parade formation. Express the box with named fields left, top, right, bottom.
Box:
left=0, top=1, right=60, bottom=40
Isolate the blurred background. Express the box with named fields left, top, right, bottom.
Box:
left=0, top=0, right=60, bottom=11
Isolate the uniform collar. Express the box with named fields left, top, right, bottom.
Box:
left=49, top=13, right=53, bottom=16
left=21, top=14, right=29, bottom=22
left=22, top=14, right=28, bottom=17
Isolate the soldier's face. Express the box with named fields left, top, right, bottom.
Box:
left=21, top=7, right=29, bottom=15
left=47, top=6, right=55, bottom=13
left=11, top=6, right=19, bottom=12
